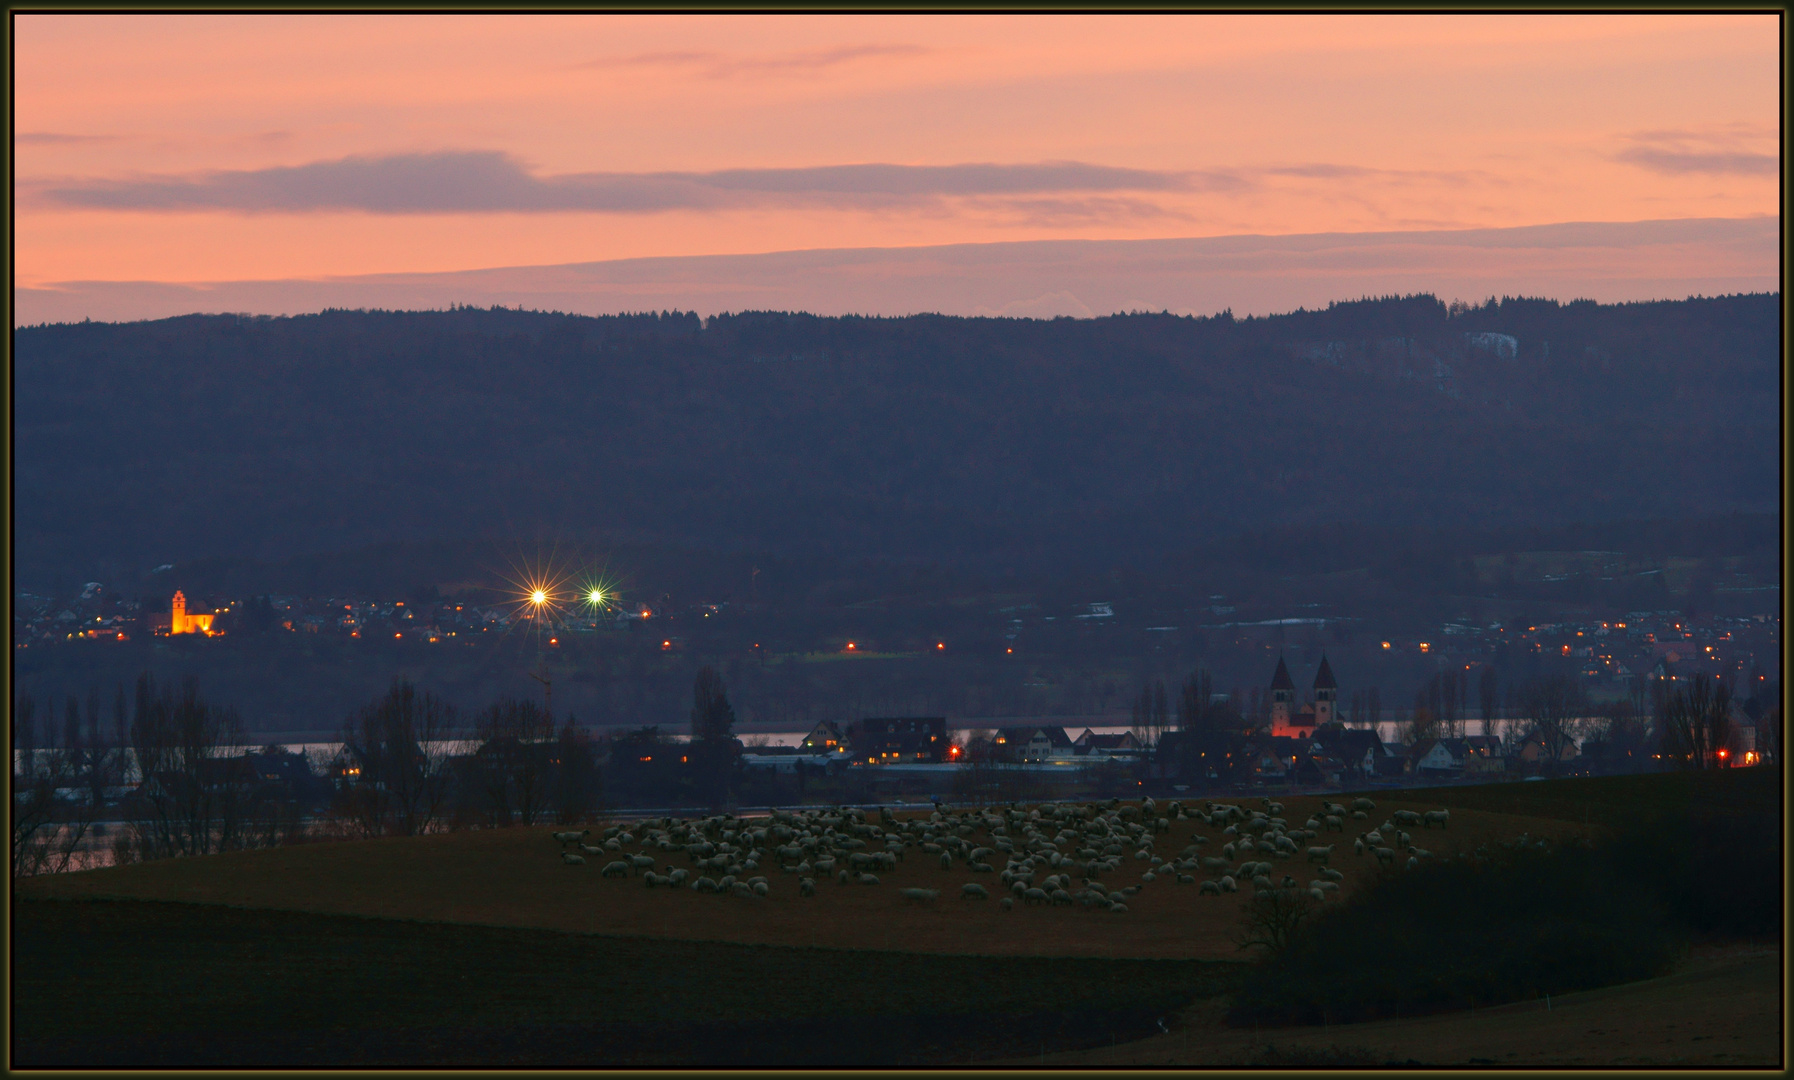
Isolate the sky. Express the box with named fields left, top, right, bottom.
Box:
left=13, top=14, right=1782, bottom=322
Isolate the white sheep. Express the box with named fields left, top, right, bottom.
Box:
left=961, top=882, right=989, bottom=900
left=601, top=860, right=631, bottom=878
left=630, top=854, right=656, bottom=873
left=552, top=829, right=590, bottom=845
left=1220, top=875, right=1239, bottom=892
left=1198, top=880, right=1221, bottom=896
left=1351, top=797, right=1375, bottom=812
left=1000, top=896, right=1014, bottom=911
left=693, top=876, right=718, bottom=892
left=1393, top=810, right=1422, bottom=827
left=667, top=868, right=689, bottom=886
left=579, top=844, right=604, bottom=856
left=900, top=887, right=939, bottom=904
left=562, top=851, right=586, bottom=865
left=1307, top=844, right=1335, bottom=865
left=1318, top=866, right=1343, bottom=882
left=1023, top=887, right=1049, bottom=906
left=799, top=877, right=816, bottom=896
left=1323, top=815, right=1344, bottom=832
left=1108, top=901, right=1128, bottom=913
left=1374, top=847, right=1396, bottom=866
left=1423, top=810, right=1450, bottom=829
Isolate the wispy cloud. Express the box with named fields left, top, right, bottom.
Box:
left=16, top=132, right=118, bottom=145
left=1614, top=128, right=1778, bottom=176
left=34, top=151, right=1212, bottom=214
left=587, top=43, right=930, bottom=77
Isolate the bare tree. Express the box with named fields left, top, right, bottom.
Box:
left=1515, top=674, right=1589, bottom=768
left=11, top=693, right=91, bottom=877
left=1478, top=665, right=1499, bottom=734
left=337, top=679, right=456, bottom=837
left=1659, top=674, right=1734, bottom=771
left=122, top=673, right=247, bottom=860
left=1233, top=888, right=1320, bottom=959
left=550, top=718, right=601, bottom=825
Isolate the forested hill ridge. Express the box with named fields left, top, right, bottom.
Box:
left=13, top=293, right=1779, bottom=591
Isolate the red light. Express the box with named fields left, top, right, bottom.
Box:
left=1006, top=648, right=1013, bottom=654
left=846, top=642, right=856, bottom=650
left=662, top=640, right=671, bottom=648
left=937, top=642, right=945, bottom=649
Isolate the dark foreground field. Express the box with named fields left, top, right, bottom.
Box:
left=12, top=897, right=1235, bottom=1068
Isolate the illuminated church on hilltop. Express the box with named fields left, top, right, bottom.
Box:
left=1268, top=654, right=1336, bottom=738
left=167, top=590, right=216, bottom=636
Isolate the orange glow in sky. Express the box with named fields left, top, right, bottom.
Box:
left=12, top=14, right=1779, bottom=310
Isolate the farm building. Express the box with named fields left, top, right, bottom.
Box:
left=844, top=717, right=950, bottom=765
left=993, top=726, right=1075, bottom=764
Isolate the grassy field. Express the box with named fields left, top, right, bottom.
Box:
left=15, top=794, right=1588, bottom=960
left=12, top=897, right=1234, bottom=1068
left=1404, top=767, right=1780, bottom=829
left=993, top=942, right=1782, bottom=1068
left=13, top=773, right=1778, bottom=1067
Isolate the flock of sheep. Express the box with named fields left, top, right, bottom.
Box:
left=548, top=794, right=1461, bottom=912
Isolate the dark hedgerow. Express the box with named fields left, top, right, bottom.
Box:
left=1228, top=802, right=1780, bottom=1028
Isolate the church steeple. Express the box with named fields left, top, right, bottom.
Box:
left=1313, top=653, right=1338, bottom=726
left=1269, top=655, right=1294, bottom=728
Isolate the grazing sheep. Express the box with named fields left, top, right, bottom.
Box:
left=1108, top=901, right=1128, bottom=913
left=1251, top=874, right=1273, bottom=890
left=1198, top=880, right=1221, bottom=895
left=693, top=876, right=719, bottom=892
left=1407, top=856, right=1419, bottom=870
left=729, top=881, right=755, bottom=898
left=901, top=887, right=940, bottom=905
left=1221, top=842, right=1237, bottom=861
left=1351, top=810, right=1369, bottom=821
left=961, top=882, right=989, bottom=900
left=1393, top=810, right=1422, bottom=827
left=1351, top=797, right=1376, bottom=812
left=1423, top=810, right=1450, bottom=829
left=1307, top=844, right=1335, bottom=865
left=579, top=844, right=604, bottom=856
left=1000, top=896, right=1014, bottom=911
left=1310, top=887, right=1327, bottom=902
left=562, top=851, right=586, bottom=865
left=1374, top=847, right=1396, bottom=866
left=1319, top=867, right=1344, bottom=882
left=630, top=854, right=656, bottom=873
left=1353, top=837, right=1366, bottom=856
left=1052, top=888, right=1074, bottom=906
left=1323, top=815, right=1344, bottom=833
left=1309, top=879, right=1339, bottom=894
left=601, top=860, right=631, bottom=878
left=667, top=868, right=689, bottom=886
left=1304, top=817, right=1322, bottom=831
left=1397, top=831, right=1412, bottom=848
left=814, top=857, right=835, bottom=874
left=799, top=877, right=816, bottom=896
left=940, top=852, right=953, bottom=871
left=1219, top=875, right=1238, bottom=893
left=970, top=861, right=994, bottom=873
left=1176, top=873, right=1196, bottom=885
left=1023, top=887, right=1049, bottom=906
left=838, top=870, right=851, bottom=885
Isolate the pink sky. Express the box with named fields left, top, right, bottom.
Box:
left=12, top=14, right=1781, bottom=317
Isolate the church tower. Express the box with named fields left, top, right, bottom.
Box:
left=1313, top=654, right=1338, bottom=727
left=1269, top=656, right=1294, bottom=729
left=170, top=590, right=189, bottom=635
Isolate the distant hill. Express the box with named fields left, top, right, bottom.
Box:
left=12, top=293, right=1779, bottom=592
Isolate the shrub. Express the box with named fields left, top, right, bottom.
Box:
left=1229, top=796, right=1781, bottom=1027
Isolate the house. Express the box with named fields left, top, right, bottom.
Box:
left=1372, top=749, right=1412, bottom=777
left=1411, top=738, right=1468, bottom=774
left=1292, top=755, right=1347, bottom=787
left=1311, top=725, right=1388, bottom=778
left=1156, top=729, right=1242, bottom=784
left=800, top=721, right=848, bottom=754
left=993, top=726, right=1074, bottom=764
left=1073, top=729, right=1144, bottom=759
left=846, top=717, right=949, bottom=765
left=1515, top=731, right=1580, bottom=765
